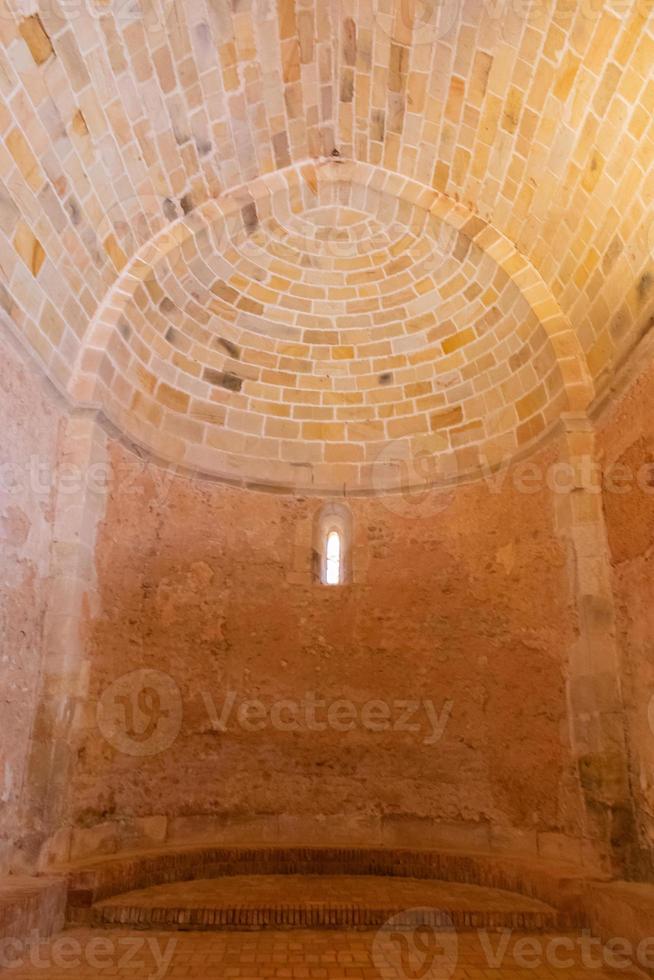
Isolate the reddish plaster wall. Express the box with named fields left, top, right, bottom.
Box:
left=71, top=437, right=586, bottom=857
left=596, top=354, right=654, bottom=867
left=0, top=329, right=64, bottom=871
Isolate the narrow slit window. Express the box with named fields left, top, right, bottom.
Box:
left=325, top=530, right=342, bottom=585
left=313, top=503, right=351, bottom=586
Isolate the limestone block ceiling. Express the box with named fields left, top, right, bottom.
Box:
left=1, top=0, right=652, bottom=491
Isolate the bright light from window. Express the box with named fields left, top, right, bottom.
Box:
left=325, top=530, right=342, bottom=585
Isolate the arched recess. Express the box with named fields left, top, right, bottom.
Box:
left=66, top=160, right=595, bottom=493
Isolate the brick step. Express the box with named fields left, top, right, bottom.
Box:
left=64, top=843, right=595, bottom=924
left=88, top=874, right=562, bottom=931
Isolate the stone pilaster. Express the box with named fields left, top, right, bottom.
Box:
left=555, top=413, right=637, bottom=874
left=20, top=413, right=108, bottom=871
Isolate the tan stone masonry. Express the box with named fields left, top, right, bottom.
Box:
left=70, top=161, right=593, bottom=491
left=0, top=0, right=651, bottom=489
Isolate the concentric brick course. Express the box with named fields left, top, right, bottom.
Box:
left=74, top=161, right=589, bottom=490
left=0, top=0, right=651, bottom=489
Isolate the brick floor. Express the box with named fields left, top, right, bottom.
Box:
left=2, top=928, right=644, bottom=979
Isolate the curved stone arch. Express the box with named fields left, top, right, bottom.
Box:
left=364, top=164, right=595, bottom=415
left=68, top=159, right=595, bottom=493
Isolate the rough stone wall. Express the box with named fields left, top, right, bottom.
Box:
left=69, top=436, right=590, bottom=863
left=596, top=349, right=654, bottom=874
left=0, top=329, right=64, bottom=873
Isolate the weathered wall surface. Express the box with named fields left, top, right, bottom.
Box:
left=0, top=328, right=63, bottom=872
left=597, top=352, right=654, bottom=872
left=69, top=437, right=591, bottom=864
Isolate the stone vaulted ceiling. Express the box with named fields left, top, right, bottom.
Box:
left=1, top=0, right=653, bottom=490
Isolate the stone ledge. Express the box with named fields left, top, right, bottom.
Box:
left=55, top=814, right=610, bottom=876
